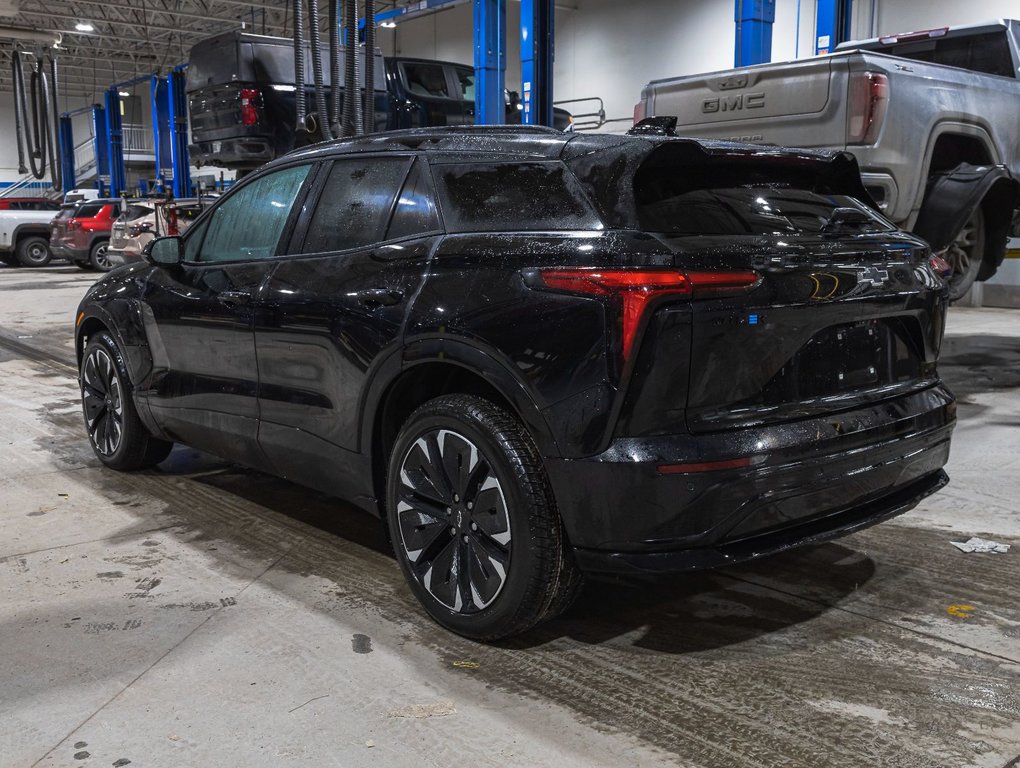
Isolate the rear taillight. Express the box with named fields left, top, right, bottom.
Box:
left=240, top=88, right=260, bottom=126
left=633, top=100, right=646, bottom=126
left=68, top=219, right=81, bottom=230
left=848, top=71, right=888, bottom=144
left=532, top=268, right=759, bottom=360
left=127, top=222, right=152, bottom=237
left=929, top=254, right=953, bottom=279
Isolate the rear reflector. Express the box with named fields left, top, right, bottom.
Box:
left=848, top=71, right=888, bottom=144
left=658, top=457, right=753, bottom=474
left=534, top=268, right=759, bottom=360
left=240, top=88, right=259, bottom=126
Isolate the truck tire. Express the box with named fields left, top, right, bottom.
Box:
left=945, top=208, right=983, bottom=302
left=16, top=235, right=52, bottom=267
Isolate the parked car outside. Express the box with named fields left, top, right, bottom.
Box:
left=75, top=126, right=956, bottom=640
left=108, top=199, right=205, bottom=266
left=50, top=199, right=121, bottom=271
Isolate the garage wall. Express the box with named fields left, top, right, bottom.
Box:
left=867, top=0, right=1018, bottom=37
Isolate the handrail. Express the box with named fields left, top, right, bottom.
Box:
left=554, top=95, right=607, bottom=130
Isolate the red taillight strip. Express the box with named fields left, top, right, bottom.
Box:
left=657, top=457, right=752, bottom=474
left=534, top=267, right=759, bottom=360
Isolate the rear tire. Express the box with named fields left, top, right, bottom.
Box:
left=386, top=394, right=582, bottom=641
left=945, top=207, right=984, bottom=302
left=16, top=235, right=51, bottom=267
left=80, top=331, right=173, bottom=470
left=89, top=240, right=113, bottom=272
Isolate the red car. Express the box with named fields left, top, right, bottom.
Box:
left=49, top=199, right=122, bottom=271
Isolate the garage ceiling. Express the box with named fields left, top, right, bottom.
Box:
left=0, top=0, right=402, bottom=102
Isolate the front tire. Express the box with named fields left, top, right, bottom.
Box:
left=386, top=394, right=582, bottom=640
left=16, top=236, right=51, bottom=267
left=80, top=331, right=173, bottom=470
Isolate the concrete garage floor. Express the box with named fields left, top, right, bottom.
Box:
left=1, top=264, right=1018, bottom=768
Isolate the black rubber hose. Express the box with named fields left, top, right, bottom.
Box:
left=48, top=55, right=62, bottom=191
left=329, top=0, right=340, bottom=136
left=294, top=0, right=306, bottom=126
left=308, top=0, right=331, bottom=142
left=12, top=55, right=27, bottom=175
left=28, top=65, right=46, bottom=179
left=363, top=0, right=374, bottom=133
left=340, top=0, right=357, bottom=136
left=39, top=66, right=57, bottom=190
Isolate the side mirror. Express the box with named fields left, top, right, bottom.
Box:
left=145, top=235, right=183, bottom=266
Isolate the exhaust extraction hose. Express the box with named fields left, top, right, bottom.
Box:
left=340, top=0, right=359, bottom=136
left=363, top=0, right=374, bottom=134
left=308, top=0, right=332, bottom=142
left=48, top=55, right=61, bottom=191
left=293, top=0, right=306, bottom=126
left=329, top=0, right=341, bottom=136
left=11, top=55, right=27, bottom=175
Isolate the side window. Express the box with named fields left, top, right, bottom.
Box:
left=184, top=217, right=209, bottom=262
left=387, top=160, right=440, bottom=240
left=455, top=67, right=475, bottom=102
left=196, top=164, right=310, bottom=262
left=302, top=157, right=410, bottom=253
left=402, top=62, right=451, bottom=98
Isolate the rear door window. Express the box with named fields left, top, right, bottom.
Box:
left=386, top=160, right=441, bottom=240
left=434, top=162, right=601, bottom=232
left=194, top=164, right=311, bottom=262
left=302, top=157, right=411, bottom=253
left=401, top=62, right=452, bottom=98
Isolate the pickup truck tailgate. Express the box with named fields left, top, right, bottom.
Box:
left=649, top=57, right=843, bottom=148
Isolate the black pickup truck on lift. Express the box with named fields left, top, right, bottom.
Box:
left=186, top=31, right=573, bottom=171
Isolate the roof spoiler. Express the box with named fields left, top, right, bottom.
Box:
left=628, top=116, right=678, bottom=137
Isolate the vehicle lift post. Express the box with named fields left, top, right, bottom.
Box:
left=473, top=0, right=506, bottom=125
left=734, top=0, right=775, bottom=67
left=150, top=75, right=173, bottom=193
left=91, top=104, right=110, bottom=198
left=520, top=0, right=554, bottom=126
left=814, top=0, right=853, bottom=54
left=103, top=87, right=126, bottom=197
left=58, top=114, right=76, bottom=194
left=168, top=66, right=192, bottom=198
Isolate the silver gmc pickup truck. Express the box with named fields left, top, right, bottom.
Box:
left=635, top=19, right=1020, bottom=300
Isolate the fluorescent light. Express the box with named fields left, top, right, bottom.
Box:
left=380, top=20, right=397, bottom=28
left=118, top=90, right=129, bottom=97
left=75, top=22, right=94, bottom=32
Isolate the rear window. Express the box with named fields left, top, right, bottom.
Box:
left=634, top=160, right=895, bottom=236
left=435, top=162, right=601, bottom=233
left=865, top=31, right=1015, bottom=79
left=55, top=205, right=78, bottom=220
left=75, top=203, right=105, bottom=218
left=124, top=204, right=153, bottom=221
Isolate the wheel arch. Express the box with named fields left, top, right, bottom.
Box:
left=366, top=344, right=561, bottom=518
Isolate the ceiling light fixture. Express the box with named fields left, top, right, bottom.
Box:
left=118, top=90, right=129, bottom=97
left=74, top=21, right=94, bottom=31
left=380, top=20, right=396, bottom=28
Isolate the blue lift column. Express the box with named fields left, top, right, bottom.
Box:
left=520, top=0, right=554, bottom=126
left=814, top=0, right=853, bottom=54
left=58, top=115, right=76, bottom=194
left=151, top=76, right=173, bottom=191
left=104, top=88, right=126, bottom=196
left=474, top=0, right=506, bottom=125
left=168, top=67, right=192, bottom=198
left=734, top=0, right=776, bottom=67
left=92, top=105, right=110, bottom=197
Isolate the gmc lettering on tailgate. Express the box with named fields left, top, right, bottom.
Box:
left=702, top=92, right=765, bottom=113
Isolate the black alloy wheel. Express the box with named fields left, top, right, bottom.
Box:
left=90, top=240, right=113, bottom=271
left=80, top=331, right=173, bottom=470
left=16, top=235, right=51, bottom=267
left=387, top=394, right=582, bottom=640
left=945, top=207, right=984, bottom=302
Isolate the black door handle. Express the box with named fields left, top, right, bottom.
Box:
left=355, top=287, right=404, bottom=307
left=218, top=290, right=252, bottom=308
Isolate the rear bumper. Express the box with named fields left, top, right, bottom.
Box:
left=49, top=244, right=87, bottom=261
left=547, top=384, right=956, bottom=573
left=189, top=138, right=274, bottom=168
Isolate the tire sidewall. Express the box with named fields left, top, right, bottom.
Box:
left=386, top=400, right=545, bottom=639
left=17, top=236, right=51, bottom=267
left=90, top=240, right=112, bottom=272
left=947, top=208, right=984, bottom=302
left=81, top=332, right=137, bottom=467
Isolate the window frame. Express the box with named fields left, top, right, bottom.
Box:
left=287, top=152, right=444, bottom=259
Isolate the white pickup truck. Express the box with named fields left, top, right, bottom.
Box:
left=635, top=19, right=1020, bottom=300
left=0, top=199, right=61, bottom=267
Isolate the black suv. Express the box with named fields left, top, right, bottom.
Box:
left=75, top=126, right=955, bottom=639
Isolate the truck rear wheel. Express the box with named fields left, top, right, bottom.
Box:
left=16, top=235, right=52, bottom=267
left=945, top=208, right=983, bottom=302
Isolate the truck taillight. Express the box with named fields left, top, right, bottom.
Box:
left=240, top=88, right=260, bottom=126
left=848, top=71, right=888, bottom=144
left=530, top=268, right=759, bottom=361
left=633, top=100, right=646, bottom=125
